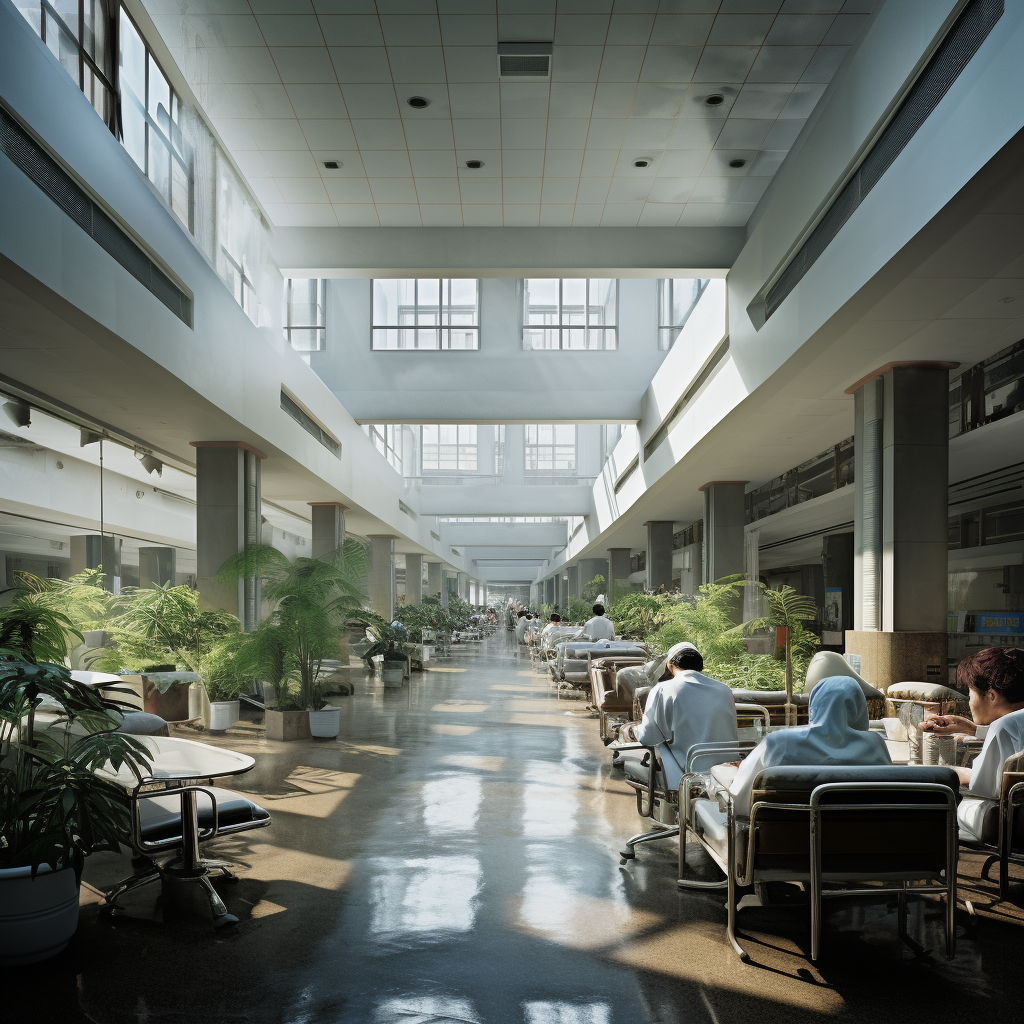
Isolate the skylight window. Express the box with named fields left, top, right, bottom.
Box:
left=372, top=279, right=480, bottom=350
left=658, top=279, right=709, bottom=351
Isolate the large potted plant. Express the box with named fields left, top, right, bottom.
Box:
left=221, top=540, right=367, bottom=741
left=199, top=638, right=248, bottom=733
left=0, top=604, right=150, bottom=965
left=93, top=584, right=241, bottom=723
left=357, top=615, right=410, bottom=687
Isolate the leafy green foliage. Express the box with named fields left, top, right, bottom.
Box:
left=219, top=541, right=368, bottom=710
left=0, top=646, right=151, bottom=876
left=0, top=602, right=82, bottom=666
left=582, top=574, right=606, bottom=603
left=4, top=570, right=110, bottom=656
left=607, top=592, right=675, bottom=642
left=655, top=578, right=747, bottom=667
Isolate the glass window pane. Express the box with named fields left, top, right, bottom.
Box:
left=148, top=127, right=171, bottom=201
left=588, top=278, right=616, bottom=326
left=525, top=279, right=559, bottom=325
left=148, top=53, right=170, bottom=122
left=52, top=0, right=78, bottom=39
left=445, top=328, right=479, bottom=350
left=587, top=329, right=616, bottom=350
left=171, top=154, right=190, bottom=225
left=416, top=278, right=439, bottom=325
left=82, top=0, right=111, bottom=76
left=563, top=328, right=586, bottom=350
left=373, top=280, right=399, bottom=326
left=287, top=328, right=323, bottom=352
left=46, top=13, right=80, bottom=83
left=415, top=328, right=439, bottom=349
left=523, top=328, right=559, bottom=350
left=83, top=67, right=113, bottom=126
left=15, top=0, right=42, bottom=38
left=446, top=278, right=477, bottom=325
left=562, top=279, right=586, bottom=325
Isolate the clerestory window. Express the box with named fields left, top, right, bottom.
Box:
left=284, top=279, right=326, bottom=352
left=372, top=279, right=480, bottom=350
left=657, top=278, right=709, bottom=351
left=421, top=426, right=478, bottom=472
left=521, top=279, right=617, bottom=350
left=525, top=425, right=576, bottom=473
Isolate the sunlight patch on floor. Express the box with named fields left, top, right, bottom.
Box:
left=338, top=742, right=404, bottom=757
left=424, top=666, right=468, bottom=674
left=242, top=843, right=352, bottom=891
left=431, top=702, right=489, bottom=713
left=508, top=713, right=575, bottom=728
left=431, top=723, right=480, bottom=736
left=442, top=753, right=506, bottom=772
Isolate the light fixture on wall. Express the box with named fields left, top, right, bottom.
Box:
left=134, top=448, right=163, bottom=476
left=2, top=399, right=30, bottom=428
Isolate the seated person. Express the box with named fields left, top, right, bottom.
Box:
left=920, top=647, right=1024, bottom=842
left=730, top=675, right=891, bottom=816
left=618, top=643, right=738, bottom=792
left=583, top=603, right=616, bottom=641
left=541, top=613, right=562, bottom=638
left=514, top=610, right=530, bottom=644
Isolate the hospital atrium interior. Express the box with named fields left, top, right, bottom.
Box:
left=5, top=0, right=1024, bottom=1020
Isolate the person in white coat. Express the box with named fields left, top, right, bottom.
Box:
left=583, top=603, right=616, bottom=641
left=514, top=611, right=530, bottom=644
left=622, top=643, right=738, bottom=792
left=730, top=675, right=891, bottom=816
left=919, top=647, right=1024, bottom=841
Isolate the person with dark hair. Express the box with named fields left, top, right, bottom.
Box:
left=920, top=647, right=1024, bottom=841
left=583, top=603, right=615, bottom=640
left=618, top=642, right=737, bottom=791
left=541, top=612, right=562, bottom=639
left=514, top=610, right=530, bottom=644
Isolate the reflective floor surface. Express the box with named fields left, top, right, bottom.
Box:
left=6, top=633, right=1024, bottom=1023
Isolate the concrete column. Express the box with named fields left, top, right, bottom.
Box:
left=426, top=561, right=442, bottom=600
left=645, top=522, right=674, bottom=593
left=405, top=553, right=423, bottom=606
left=847, top=365, right=951, bottom=687
left=441, top=571, right=451, bottom=609
left=139, top=546, right=176, bottom=588
left=578, top=557, right=609, bottom=599
left=368, top=535, right=396, bottom=620
left=743, top=529, right=761, bottom=623
left=308, top=502, right=346, bottom=560
left=701, top=481, right=746, bottom=621
left=455, top=571, right=467, bottom=603
left=70, top=535, right=122, bottom=593
left=541, top=577, right=551, bottom=606
left=608, top=548, right=631, bottom=600
left=191, top=442, right=264, bottom=628
left=567, top=565, right=579, bottom=601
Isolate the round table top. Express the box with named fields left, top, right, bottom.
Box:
left=99, top=735, right=255, bottom=788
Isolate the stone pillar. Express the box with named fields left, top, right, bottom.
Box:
left=427, top=561, right=442, bottom=600
left=701, top=481, right=746, bottom=621
left=405, top=553, right=423, bottom=606
left=70, top=535, right=122, bottom=593
left=578, top=557, right=609, bottom=599
left=743, top=528, right=761, bottom=624
left=368, top=535, right=396, bottom=620
left=457, top=571, right=469, bottom=603
left=608, top=548, right=632, bottom=600
left=542, top=577, right=553, bottom=606
left=308, top=502, right=346, bottom=560
left=139, top=546, right=176, bottom=588
left=191, top=442, right=264, bottom=629
left=847, top=365, right=952, bottom=688
left=441, top=571, right=451, bottom=610
left=645, top=522, right=674, bottom=593
left=567, top=565, right=579, bottom=601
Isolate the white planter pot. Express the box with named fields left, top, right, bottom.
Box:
left=208, top=700, right=240, bottom=732
left=308, top=707, right=342, bottom=738
left=0, top=863, right=80, bottom=965
left=382, top=661, right=405, bottom=687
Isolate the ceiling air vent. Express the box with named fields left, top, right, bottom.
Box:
left=497, top=42, right=552, bottom=80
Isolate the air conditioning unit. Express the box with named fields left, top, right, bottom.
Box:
left=497, top=42, right=552, bottom=80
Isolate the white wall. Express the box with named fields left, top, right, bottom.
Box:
left=309, top=278, right=667, bottom=422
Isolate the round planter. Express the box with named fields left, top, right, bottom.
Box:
left=382, top=661, right=406, bottom=687
left=208, top=700, right=240, bottom=733
left=0, top=863, right=80, bottom=966
left=308, top=707, right=342, bottom=739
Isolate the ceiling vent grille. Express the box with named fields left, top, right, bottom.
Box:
left=497, top=42, right=552, bottom=80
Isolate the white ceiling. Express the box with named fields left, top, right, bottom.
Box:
left=143, top=0, right=876, bottom=229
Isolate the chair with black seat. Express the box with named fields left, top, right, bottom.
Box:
left=103, top=784, right=271, bottom=927
left=685, top=764, right=959, bottom=961
left=617, top=703, right=770, bottom=863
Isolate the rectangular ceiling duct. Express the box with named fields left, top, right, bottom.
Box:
left=497, top=42, right=552, bottom=80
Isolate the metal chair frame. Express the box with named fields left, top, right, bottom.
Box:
left=959, top=755, right=1024, bottom=900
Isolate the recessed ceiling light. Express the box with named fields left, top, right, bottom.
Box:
left=323, top=160, right=339, bottom=169
left=705, top=94, right=725, bottom=106
left=633, top=159, right=650, bottom=168
left=407, top=96, right=429, bottom=109
left=465, top=160, right=483, bottom=169
left=729, top=158, right=746, bottom=168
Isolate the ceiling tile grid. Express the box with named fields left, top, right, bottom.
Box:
left=146, top=0, right=875, bottom=229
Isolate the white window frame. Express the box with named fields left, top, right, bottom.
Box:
left=657, top=278, right=709, bottom=351
left=525, top=425, right=577, bottom=474
left=521, top=279, right=618, bottom=351
left=421, top=425, right=478, bottom=472
left=284, top=278, right=326, bottom=352
left=371, top=279, right=480, bottom=351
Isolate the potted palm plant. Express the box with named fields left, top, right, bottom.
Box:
left=199, top=638, right=247, bottom=732
left=220, top=540, right=367, bottom=741
left=356, top=614, right=410, bottom=686
left=0, top=604, right=150, bottom=965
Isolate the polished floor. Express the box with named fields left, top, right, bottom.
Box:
left=8, top=633, right=1024, bottom=1023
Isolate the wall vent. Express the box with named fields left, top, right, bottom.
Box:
left=280, top=390, right=341, bottom=458
left=497, top=42, right=552, bottom=79
left=751, top=0, right=1004, bottom=328
left=0, top=105, right=194, bottom=327
left=399, top=500, right=416, bottom=518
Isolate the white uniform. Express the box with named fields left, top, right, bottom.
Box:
left=633, top=670, right=738, bottom=791
left=515, top=617, right=530, bottom=643
left=730, top=675, right=891, bottom=816
left=958, top=708, right=1024, bottom=842
left=583, top=614, right=616, bottom=640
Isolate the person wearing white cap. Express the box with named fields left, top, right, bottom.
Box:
left=729, top=675, right=891, bottom=817
left=618, top=643, right=738, bottom=792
